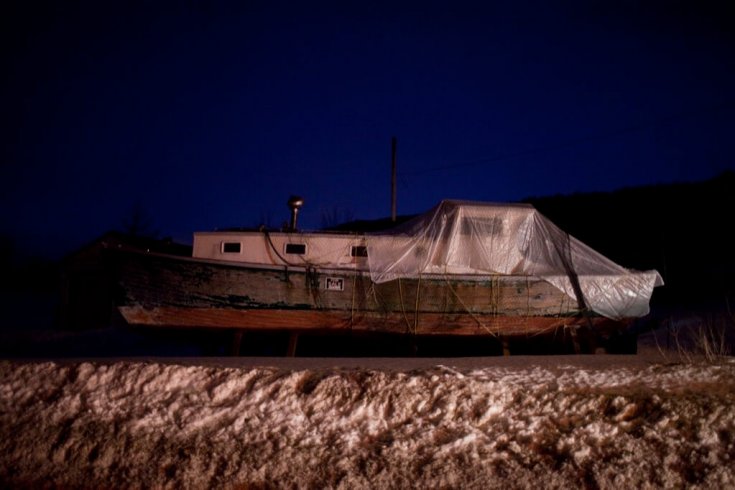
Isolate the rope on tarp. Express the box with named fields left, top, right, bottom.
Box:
left=263, top=229, right=296, bottom=267
left=551, top=230, right=595, bottom=330
left=305, top=266, right=322, bottom=308
left=442, top=274, right=499, bottom=337
left=350, top=273, right=356, bottom=328
left=349, top=272, right=370, bottom=329
left=397, top=278, right=413, bottom=334
left=263, top=229, right=326, bottom=307
left=395, top=277, right=423, bottom=336
left=413, top=274, right=421, bottom=336
left=490, top=275, right=500, bottom=317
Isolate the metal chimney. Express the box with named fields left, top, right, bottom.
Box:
left=287, top=195, right=304, bottom=231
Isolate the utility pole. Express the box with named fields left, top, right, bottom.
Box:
left=391, top=136, right=397, bottom=222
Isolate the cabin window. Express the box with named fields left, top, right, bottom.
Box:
left=222, top=242, right=241, bottom=253
left=285, top=243, right=306, bottom=255
left=351, top=245, right=368, bottom=257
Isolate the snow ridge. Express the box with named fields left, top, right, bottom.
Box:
left=1, top=360, right=734, bottom=489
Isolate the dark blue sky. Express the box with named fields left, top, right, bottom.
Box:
left=3, top=1, right=734, bottom=257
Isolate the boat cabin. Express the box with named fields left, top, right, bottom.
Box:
left=192, top=230, right=371, bottom=270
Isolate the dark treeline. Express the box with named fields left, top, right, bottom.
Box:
left=524, top=171, right=735, bottom=308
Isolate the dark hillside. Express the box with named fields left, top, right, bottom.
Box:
left=525, top=171, right=735, bottom=308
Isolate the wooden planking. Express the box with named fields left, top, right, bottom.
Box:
left=371, top=276, right=575, bottom=316
left=111, top=247, right=634, bottom=339
left=118, top=305, right=626, bottom=337
left=114, top=248, right=579, bottom=317
left=115, top=251, right=315, bottom=309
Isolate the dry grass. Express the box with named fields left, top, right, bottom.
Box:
left=649, top=305, right=734, bottom=364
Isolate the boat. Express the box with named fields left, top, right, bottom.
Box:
left=107, top=197, right=663, bottom=354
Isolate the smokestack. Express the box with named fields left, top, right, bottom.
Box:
left=287, top=195, right=304, bottom=231
left=391, top=136, right=397, bottom=222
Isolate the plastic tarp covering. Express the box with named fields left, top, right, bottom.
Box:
left=366, top=200, right=663, bottom=320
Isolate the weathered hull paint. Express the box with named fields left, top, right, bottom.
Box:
left=112, top=248, right=630, bottom=340
left=119, top=304, right=626, bottom=337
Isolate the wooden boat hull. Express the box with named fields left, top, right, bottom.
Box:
left=112, top=248, right=630, bottom=339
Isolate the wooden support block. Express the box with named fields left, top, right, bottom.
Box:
left=287, top=332, right=299, bottom=357
left=570, top=327, right=582, bottom=354
left=502, top=338, right=510, bottom=356
left=231, top=330, right=243, bottom=356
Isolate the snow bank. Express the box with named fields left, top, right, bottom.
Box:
left=1, top=360, right=734, bottom=489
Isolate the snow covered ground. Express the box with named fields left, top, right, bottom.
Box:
left=1, top=357, right=734, bottom=489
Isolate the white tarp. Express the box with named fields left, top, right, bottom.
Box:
left=366, top=200, right=663, bottom=320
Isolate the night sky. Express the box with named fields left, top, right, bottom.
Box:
left=3, top=1, right=734, bottom=258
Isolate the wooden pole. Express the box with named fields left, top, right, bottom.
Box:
left=391, top=136, right=397, bottom=222
left=502, top=338, right=511, bottom=356
left=231, top=330, right=243, bottom=356
left=287, top=332, right=299, bottom=357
